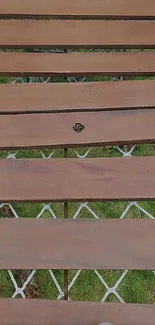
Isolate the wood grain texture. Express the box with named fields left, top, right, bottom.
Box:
left=0, top=0, right=155, bottom=19
left=0, top=80, right=155, bottom=114
left=1, top=20, right=155, bottom=49
left=1, top=300, right=155, bottom=325
left=1, top=51, right=155, bottom=77
left=0, top=109, right=155, bottom=149
left=0, top=157, right=155, bottom=202
left=0, top=219, right=155, bottom=269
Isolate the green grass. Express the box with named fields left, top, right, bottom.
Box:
left=0, top=271, right=14, bottom=297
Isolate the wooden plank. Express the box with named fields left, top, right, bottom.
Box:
left=0, top=157, right=155, bottom=202
left=0, top=80, right=155, bottom=114
left=1, top=109, right=155, bottom=149
left=0, top=0, right=155, bottom=19
left=1, top=300, right=155, bottom=325
left=1, top=51, right=155, bottom=77
left=0, top=219, right=155, bottom=269
left=1, top=20, right=155, bottom=49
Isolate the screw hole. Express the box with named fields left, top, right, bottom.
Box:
left=73, top=123, right=85, bottom=133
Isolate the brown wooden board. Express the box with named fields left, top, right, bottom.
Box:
left=0, top=80, right=155, bottom=114
left=1, top=300, right=155, bottom=325
left=0, top=219, right=155, bottom=269
left=0, top=0, right=155, bottom=19
left=1, top=20, right=155, bottom=49
left=1, top=51, right=155, bottom=77
left=0, top=109, right=155, bottom=149
left=0, top=157, right=155, bottom=202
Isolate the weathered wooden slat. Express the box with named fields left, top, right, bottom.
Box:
left=0, top=109, right=155, bottom=149
left=1, top=300, right=155, bottom=325
left=0, top=0, right=155, bottom=19
left=0, top=157, right=155, bottom=202
left=0, top=219, right=155, bottom=269
left=1, top=51, right=155, bottom=77
left=1, top=20, right=155, bottom=49
left=0, top=80, right=155, bottom=114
